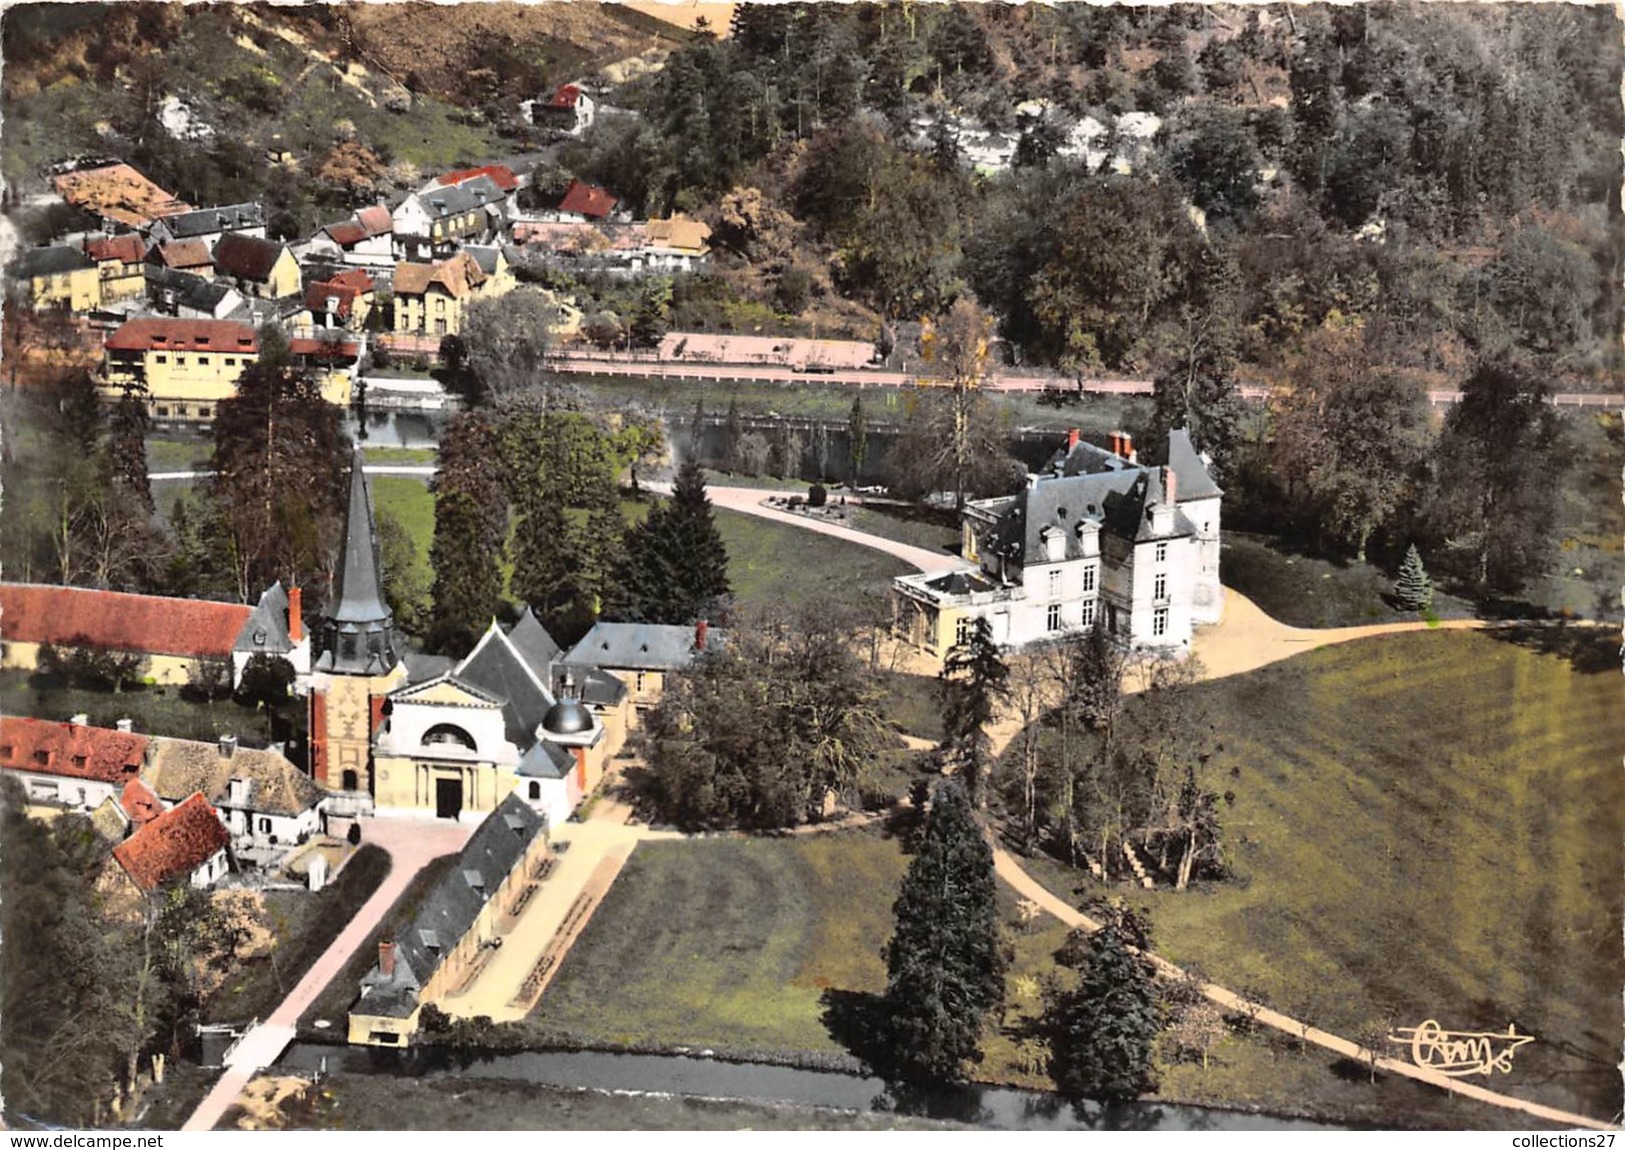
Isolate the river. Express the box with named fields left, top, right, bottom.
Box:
left=275, top=1042, right=1343, bottom=1131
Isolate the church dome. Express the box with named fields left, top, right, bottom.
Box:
left=542, top=698, right=593, bottom=736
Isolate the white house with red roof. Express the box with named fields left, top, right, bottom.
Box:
left=107, top=791, right=231, bottom=893
left=297, top=205, right=396, bottom=271
left=541, top=178, right=620, bottom=223
left=0, top=715, right=149, bottom=812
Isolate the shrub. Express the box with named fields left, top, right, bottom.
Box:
left=346, top=823, right=362, bottom=846
left=808, top=483, right=828, bottom=508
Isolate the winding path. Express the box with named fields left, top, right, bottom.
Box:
left=709, top=483, right=1612, bottom=1131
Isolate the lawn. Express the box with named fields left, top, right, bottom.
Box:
left=362, top=446, right=437, bottom=465
left=147, top=437, right=213, bottom=474
left=206, top=845, right=392, bottom=1025
left=714, top=508, right=911, bottom=612
left=0, top=669, right=290, bottom=746
left=1222, top=532, right=1479, bottom=628
left=1018, top=629, right=1622, bottom=1123
left=531, top=831, right=907, bottom=1055
left=843, top=502, right=962, bottom=557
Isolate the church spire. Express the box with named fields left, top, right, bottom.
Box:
left=316, top=447, right=398, bottom=674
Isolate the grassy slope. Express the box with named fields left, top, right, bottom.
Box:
left=533, top=832, right=905, bottom=1053
left=1056, top=630, right=1620, bottom=1121
left=713, top=507, right=910, bottom=612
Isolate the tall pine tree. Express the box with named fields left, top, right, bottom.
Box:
left=938, top=616, right=1010, bottom=808
left=608, top=459, right=730, bottom=623
left=429, top=412, right=508, bottom=653
left=883, top=778, right=1005, bottom=1085
left=1044, top=905, right=1163, bottom=1105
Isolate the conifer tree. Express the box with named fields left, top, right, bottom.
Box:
left=1044, top=904, right=1162, bottom=1105
left=580, top=469, right=627, bottom=616
left=724, top=398, right=742, bottom=474
left=429, top=413, right=508, bottom=653
left=106, top=381, right=154, bottom=515
left=608, top=459, right=729, bottom=623
left=849, top=394, right=868, bottom=482
left=1394, top=542, right=1433, bottom=612
left=511, top=491, right=582, bottom=626
left=938, top=616, right=1010, bottom=807
left=883, top=779, right=1005, bottom=1085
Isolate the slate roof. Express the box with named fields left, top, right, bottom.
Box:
left=403, top=652, right=456, bottom=683
left=563, top=621, right=717, bottom=673
left=578, top=668, right=628, bottom=707
left=408, top=176, right=505, bottom=224
left=1165, top=428, right=1223, bottom=501
left=506, top=608, right=561, bottom=676
left=462, top=244, right=517, bottom=276
left=112, top=792, right=229, bottom=891
left=144, top=738, right=320, bottom=817
left=85, top=234, right=147, bottom=264
left=0, top=716, right=149, bottom=784
left=162, top=202, right=265, bottom=239
left=14, top=245, right=95, bottom=278
left=557, top=179, right=617, bottom=219
left=516, top=738, right=574, bottom=780
left=213, top=233, right=288, bottom=283
left=146, top=268, right=239, bottom=316
left=356, top=794, right=544, bottom=1017
left=453, top=622, right=556, bottom=748
left=149, top=240, right=214, bottom=270
left=331, top=449, right=392, bottom=627
left=0, top=581, right=252, bottom=657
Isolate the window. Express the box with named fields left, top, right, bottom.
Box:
left=1154, top=573, right=1168, bottom=601
left=33, top=750, right=48, bottom=766
left=72, top=755, right=87, bottom=769
left=1080, top=600, right=1096, bottom=629
left=1081, top=565, right=1096, bottom=593
left=635, top=672, right=648, bottom=693
left=0, top=745, right=11, bottom=758
left=435, top=319, right=447, bottom=335
left=154, top=354, right=168, bottom=364
left=1047, top=603, right=1062, bottom=632
left=225, top=357, right=236, bottom=366
left=258, top=817, right=272, bottom=834
left=1048, top=570, right=1061, bottom=599
left=198, top=407, right=211, bottom=419
left=157, top=406, right=170, bottom=417
left=1155, top=541, right=1168, bottom=564
left=1153, top=607, right=1168, bottom=637
left=197, top=355, right=210, bottom=365
left=955, top=616, right=973, bottom=647
left=175, top=355, right=186, bottom=366
left=529, top=781, right=541, bottom=800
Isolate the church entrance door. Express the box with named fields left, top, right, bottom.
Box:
left=436, top=777, right=463, bottom=820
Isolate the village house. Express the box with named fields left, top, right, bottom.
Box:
left=390, top=252, right=507, bottom=339
left=212, top=233, right=301, bottom=299
left=297, top=268, right=376, bottom=333
left=148, top=239, right=216, bottom=279
left=391, top=176, right=506, bottom=262
left=11, top=245, right=100, bottom=311
left=288, top=335, right=363, bottom=407
left=145, top=201, right=267, bottom=248
left=0, top=580, right=307, bottom=690
left=52, top=162, right=190, bottom=231
left=892, top=429, right=1223, bottom=656
left=427, top=165, right=520, bottom=203
left=82, top=234, right=148, bottom=304
left=510, top=219, right=708, bottom=278
left=536, top=83, right=595, bottom=135
left=562, top=620, right=719, bottom=722
left=642, top=217, right=712, bottom=273
left=547, top=178, right=619, bottom=223
left=101, top=316, right=258, bottom=422
left=144, top=267, right=244, bottom=321
left=347, top=793, right=549, bottom=1046
left=0, top=715, right=148, bottom=813
left=296, top=205, right=396, bottom=271
left=143, top=734, right=322, bottom=861
left=105, top=791, right=231, bottom=898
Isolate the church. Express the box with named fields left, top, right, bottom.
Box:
left=307, top=451, right=639, bottom=826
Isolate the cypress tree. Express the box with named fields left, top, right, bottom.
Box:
left=1045, top=911, right=1162, bottom=1105
left=883, top=778, right=1005, bottom=1085
left=1394, top=542, right=1433, bottom=612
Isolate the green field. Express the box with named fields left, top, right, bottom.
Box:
left=1025, top=629, right=1622, bottom=1122
left=533, top=832, right=906, bottom=1054
left=0, top=669, right=287, bottom=745
left=714, top=507, right=910, bottom=612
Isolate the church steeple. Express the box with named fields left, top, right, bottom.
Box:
left=316, top=447, right=399, bottom=675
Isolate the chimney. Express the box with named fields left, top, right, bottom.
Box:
left=288, top=587, right=303, bottom=644
left=1122, top=432, right=1136, bottom=463
left=116, top=718, right=134, bottom=734
left=1066, top=427, right=1080, bottom=453
left=219, top=734, right=237, bottom=759
left=69, top=713, right=89, bottom=726
left=1108, top=430, right=1123, bottom=457
left=695, top=619, right=709, bottom=651
left=379, top=940, right=396, bottom=978
left=1162, top=465, right=1177, bottom=505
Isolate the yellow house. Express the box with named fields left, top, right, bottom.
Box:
left=84, top=234, right=149, bottom=304
left=562, top=620, right=718, bottom=727
left=391, top=253, right=490, bottom=338
left=213, top=233, right=301, bottom=299
left=348, top=793, right=550, bottom=1046
left=13, top=245, right=100, bottom=311
left=289, top=336, right=363, bottom=407
left=102, top=317, right=258, bottom=423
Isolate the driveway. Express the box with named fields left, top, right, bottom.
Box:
left=182, top=816, right=472, bottom=1131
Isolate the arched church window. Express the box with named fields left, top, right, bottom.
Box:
left=422, top=724, right=478, bottom=751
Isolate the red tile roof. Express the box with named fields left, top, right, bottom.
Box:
left=85, top=234, right=147, bottom=264
left=121, top=777, right=163, bottom=824
left=289, top=337, right=361, bottom=361
left=150, top=240, right=213, bottom=269
left=438, top=165, right=519, bottom=193
left=0, top=582, right=253, bottom=657
left=325, top=221, right=368, bottom=247
left=0, top=716, right=149, bottom=784
left=558, top=179, right=617, bottom=219
left=328, top=268, right=375, bottom=291
left=304, top=279, right=367, bottom=320
left=104, top=318, right=258, bottom=356
left=214, top=232, right=288, bottom=282
left=550, top=83, right=582, bottom=108
left=112, top=792, right=229, bottom=891
left=357, top=205, right=393, bottom=236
